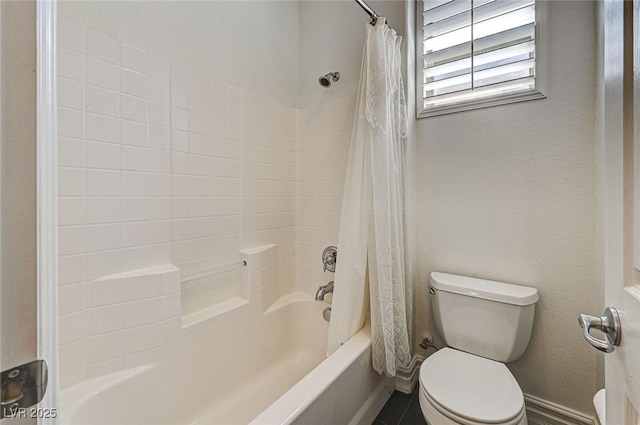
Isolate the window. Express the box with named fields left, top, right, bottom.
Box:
left=417, top=0, right=546, bottom=117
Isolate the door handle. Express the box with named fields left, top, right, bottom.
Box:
left=0, top=360, right=47, bottom=418
left=578, top=307, right=621, bottom=353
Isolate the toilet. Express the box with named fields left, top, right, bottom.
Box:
left=419, top=272, right=539, bottom=425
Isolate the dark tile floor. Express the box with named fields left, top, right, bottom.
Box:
left=373, top=386, right=427, bottom=425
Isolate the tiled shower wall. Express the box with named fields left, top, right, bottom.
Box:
left=57, top=20, right=298, bottom=388
left=294, top=100, right=355, bottom=293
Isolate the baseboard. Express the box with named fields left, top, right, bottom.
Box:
left=525, top=394, right=597, bottom=425
left=394, top=354, right=425, bottom=394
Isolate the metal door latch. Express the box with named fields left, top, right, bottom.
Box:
left=578, top=307, right=622, bottom=353
left=1, top=360, right=48, bottom=419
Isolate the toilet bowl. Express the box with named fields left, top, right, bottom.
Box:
left=419, top=273, right=539, bottom=425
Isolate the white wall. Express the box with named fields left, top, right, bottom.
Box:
left=413, top=0, right=598, bottom=414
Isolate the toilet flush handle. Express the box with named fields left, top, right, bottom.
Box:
left=578, top=307, right=621, bottom=353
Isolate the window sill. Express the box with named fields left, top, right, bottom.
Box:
left=417, top=89, right=547, bottom=119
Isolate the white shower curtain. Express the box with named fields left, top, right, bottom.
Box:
left=327, top=18, right=411, bottom=377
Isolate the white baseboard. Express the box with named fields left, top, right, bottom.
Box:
left=392, top=353, right=597, bottom=425
left=394, top=354, right=425, bottom=394
left=525, top=394, right=597, bottom=425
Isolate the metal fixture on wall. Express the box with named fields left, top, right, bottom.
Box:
left=322, top=246, right=337, bottom=272
left=318, top=72, right=340, bottom=88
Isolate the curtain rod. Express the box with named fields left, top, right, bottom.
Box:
left=354, top=0, right=380, bottom=25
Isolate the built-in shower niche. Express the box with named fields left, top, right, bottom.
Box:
left=180, top=244, right=278, bottom=328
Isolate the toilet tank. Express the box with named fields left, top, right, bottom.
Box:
left=430, top=272, right=539, bottom=363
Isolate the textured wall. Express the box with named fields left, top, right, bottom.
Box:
left=413, top=1, right=598, bottom=414
left=1, top=0, right=38, bottom=380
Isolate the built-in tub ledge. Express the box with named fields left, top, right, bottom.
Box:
left=182, top=296, right=250, bottom=328
left=94, top=264, right=180, bottom=281
left=265, top=291, right=330, bottom=315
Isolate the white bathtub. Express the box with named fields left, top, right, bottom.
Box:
left=61, top=293, right=393, bottom=425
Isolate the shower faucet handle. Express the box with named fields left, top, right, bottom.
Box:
left=322, top=246, right=337, bottom=272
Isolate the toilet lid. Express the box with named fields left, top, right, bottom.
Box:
left=420, top=348, right=524, bottom=424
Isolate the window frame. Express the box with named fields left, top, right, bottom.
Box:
left=416, top=0, right=548, bottom=118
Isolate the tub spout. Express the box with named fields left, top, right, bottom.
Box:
left=315, top=281, right=334, bottom=301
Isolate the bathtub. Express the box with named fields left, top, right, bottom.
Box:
left=61, top=293, right=393, bottom=425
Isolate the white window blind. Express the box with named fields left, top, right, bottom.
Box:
left=418, top=0, right=546, bottom=116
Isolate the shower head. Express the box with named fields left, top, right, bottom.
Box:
left=319, top=72, right=340, bottom=88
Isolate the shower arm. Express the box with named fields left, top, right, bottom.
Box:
left=354, top=0, right=380, bottom=25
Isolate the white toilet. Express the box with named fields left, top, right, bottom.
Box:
left=419, top=272, right=539, bottom=425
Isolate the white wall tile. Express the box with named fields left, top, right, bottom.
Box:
left=120, top=197, right=150, bottom=222
left=86, top=278, right=123, bottom=307
left=87, top=169, right=119, bottom=196
left=59, top=167, right=85, bottom=197
left=120, top=119, right=148, bottom=146
left=86, top=198, right=120, bottom=224
left=58, top=20, right=86, bottom=53
left=58, top=47, right=85, bottom=81
left=120, top=94, right=148, bottom=123
left=59, top=108, right=85, bottom=139
left=121, top=69, right=148, bottom=98
left=59, top=340, right=85, bottom=376
left=59, top=254, right=86, bottom=286
left=60, top=283, right=85, bottom=315
left=86, top=250, right=119, bottom=281
left=149, top=125, right=171, bottom=150
left=87, top=30, right=119, bottom=64
left=86, top=223, right=120, bottom=253
left=122, top=299, right=155, bottom=328
left=121, top=145, right=150, bottom=172
left=122, top=324, right=159, bottom=354
left=123, top=275, right=156, bottom=301
left=60, top=312, right=86, bottom=345
left=119, top=246, right=149, bottom=272
left=121, top=44, right=149, bottom=74
left=149, top=77, right=170, bottom=104
left=149, top=102, right=170, bottom=127
left=149, top=56, right=170, bottom=80
left=59, top=137, right=85, bottom=168
left=87, top=85, right=118, bottom=117
left=58, top=78, right=85, bottom=110
left=120, top=222, right=149, bottom=248
left=59, top=197, right=85, bottom=226
left=87, top=58, right=119, bottom=91
left=87, top=141, right=120, bottom=170
left=87, top=305, right=123, bottom=335
left=59, top=226, right=85, bottom=256
left=86, top=113, right=118, bottom=143
left=86, top=331, right=123, bottom=364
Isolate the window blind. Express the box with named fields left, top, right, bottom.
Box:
left=421, top=0, right=537, bottom=112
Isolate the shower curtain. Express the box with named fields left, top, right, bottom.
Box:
left=327, top=18, right=411, bottom=377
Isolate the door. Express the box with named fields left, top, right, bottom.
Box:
left=600, top=0, right=640, bottom=423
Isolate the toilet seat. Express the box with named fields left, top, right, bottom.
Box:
left=419, top=348, right=525, bottom=424
left=419, top=388, right=526, bottom=425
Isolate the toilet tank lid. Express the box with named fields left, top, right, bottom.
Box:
left=430, top=272, right=539, bottom=306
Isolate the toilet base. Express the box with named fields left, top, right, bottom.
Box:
left=418, top=387, right=528, bottom=425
